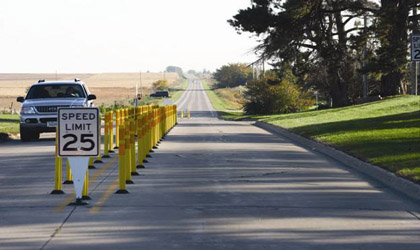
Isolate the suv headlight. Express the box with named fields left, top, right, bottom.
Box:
left=20, top=106, right=36, bottom=114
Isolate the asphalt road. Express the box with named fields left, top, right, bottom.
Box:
left=0, top=80, right=419, bottom=250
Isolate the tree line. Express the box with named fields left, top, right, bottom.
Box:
left=228, top=0, right=419, bottom=108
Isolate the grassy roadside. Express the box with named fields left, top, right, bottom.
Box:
left=0, top=113, right=19, bottom=139
left=202, top=80, right=243, bottom=111
left=222, top=95, right=420, bottom=183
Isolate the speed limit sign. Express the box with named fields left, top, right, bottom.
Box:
left=58, top=108, right=99, bottom=157
left=411, top=34, right=420, bottom=61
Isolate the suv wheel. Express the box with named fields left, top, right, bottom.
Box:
left=20, top=127, right=40, bottom=142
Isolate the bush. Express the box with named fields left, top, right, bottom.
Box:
left=152, top=80, right=169, bottom=91
left=244, top=73, right=314, bottom=115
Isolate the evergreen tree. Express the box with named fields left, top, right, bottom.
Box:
left=230, top=0, right=379, bottom=106
left=374, top=0, right=410, bottom=95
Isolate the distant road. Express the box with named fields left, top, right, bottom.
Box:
left=0, top=79, right=419, bottom=249
left=175, top=79, right=216, bottom=118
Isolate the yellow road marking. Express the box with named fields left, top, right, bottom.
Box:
left=89, top=178, right=119, bottom=214
left=52, top=194, right=76, bottom=212
left=52, top=158, right=117, bottom=212
left=90, top=158, right=118, bottom=183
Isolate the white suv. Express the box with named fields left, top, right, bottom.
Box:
left=16, top=79, right=96, bottom=141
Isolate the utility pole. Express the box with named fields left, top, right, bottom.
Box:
left=411, top=6, right=418, bottom=95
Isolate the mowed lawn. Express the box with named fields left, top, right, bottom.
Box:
left=262, top=96, right=420, bottom=182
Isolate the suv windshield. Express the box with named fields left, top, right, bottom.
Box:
left=26, top=84, right=86, bottom=99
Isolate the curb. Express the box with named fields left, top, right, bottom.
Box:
left=255, top=121, right=420, bottom=202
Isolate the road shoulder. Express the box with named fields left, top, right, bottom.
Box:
left=255, top=121, right=420, bottom=203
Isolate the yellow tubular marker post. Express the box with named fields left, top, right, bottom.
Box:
left=103, top=112, right=110, bottom=158
left=116, top=125, right=128, bottom=193
left=157, top=109, right=160, bottom=143
left=151, top=110, right=155, bottom=149
left=95, top=115, right=103, bottom=163
left=115, top=109, right=120, bottom=149
left=175, top=105, right=177, bottom=123
left=88, top=156, right=95, bottom=169
left=51, top=130, right=64, bottom=194
left=63, top=158, right=73, bottom=184
left=136, top=115, right=143, bottom=168
left=82, top=169, right=90, bottom=200
left=154, top=109, right=157, bottom=147
left=125, top=121, right=134, bottom=184
left=141, top=114, right=148, bottom=163
left=109, top=110, right=114, bottom=152
left=130, top=118, right=138, bottom=175
left=146, top=112, right=151, bottom=154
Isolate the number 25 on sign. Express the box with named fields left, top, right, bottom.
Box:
left=411, top=34, right=420, bottom=61
left=58, top=108, right=99, bottom=157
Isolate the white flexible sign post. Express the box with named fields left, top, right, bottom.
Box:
left=58, top=108, right=99, bottom=205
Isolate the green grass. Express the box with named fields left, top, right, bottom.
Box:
left=202, top=80, right=242, bottom=111
left=258, top=95, right=420, bottom=182
left=0, top=113, right=20, bottom=135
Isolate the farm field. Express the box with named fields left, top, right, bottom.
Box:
left=0, top=72, right=179, bottom=110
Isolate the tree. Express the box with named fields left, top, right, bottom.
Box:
left=367, top=0, right=420, bottom=96
left=213, top=63, right=252, bottom=88
left=230, top=0, right=378, bottom=106
left=152, top=80, right=169, bottom=91
left=166, top=66, right=184, bottom=78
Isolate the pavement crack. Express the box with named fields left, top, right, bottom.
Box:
left=39, top=206, right=77, bottom=250
left=407, top=210, right=420, bottom=220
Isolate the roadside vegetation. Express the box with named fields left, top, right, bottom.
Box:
left=0, top=112, right=19, bottom=140
left=230, top=1, right=419, bottom=106
left=244, top=70, right=314, bottom=114
left=202, top=80, right=244, bottom=111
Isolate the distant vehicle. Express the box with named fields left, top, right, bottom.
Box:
left=150, top=91, right=169, bottom=98
left=16, top=79, right=96, bottom=141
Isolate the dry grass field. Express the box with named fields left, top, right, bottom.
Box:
left=0, top=72, right=179, bottom=111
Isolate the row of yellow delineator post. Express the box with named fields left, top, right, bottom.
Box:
left=52, top=104, right=178, bottom=197
left=116, top=104, right=178, bottom=193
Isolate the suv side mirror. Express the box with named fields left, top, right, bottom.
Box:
left=87, top=94, right=96, bottom=100
left=17, top=97, right=24, bottom=103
